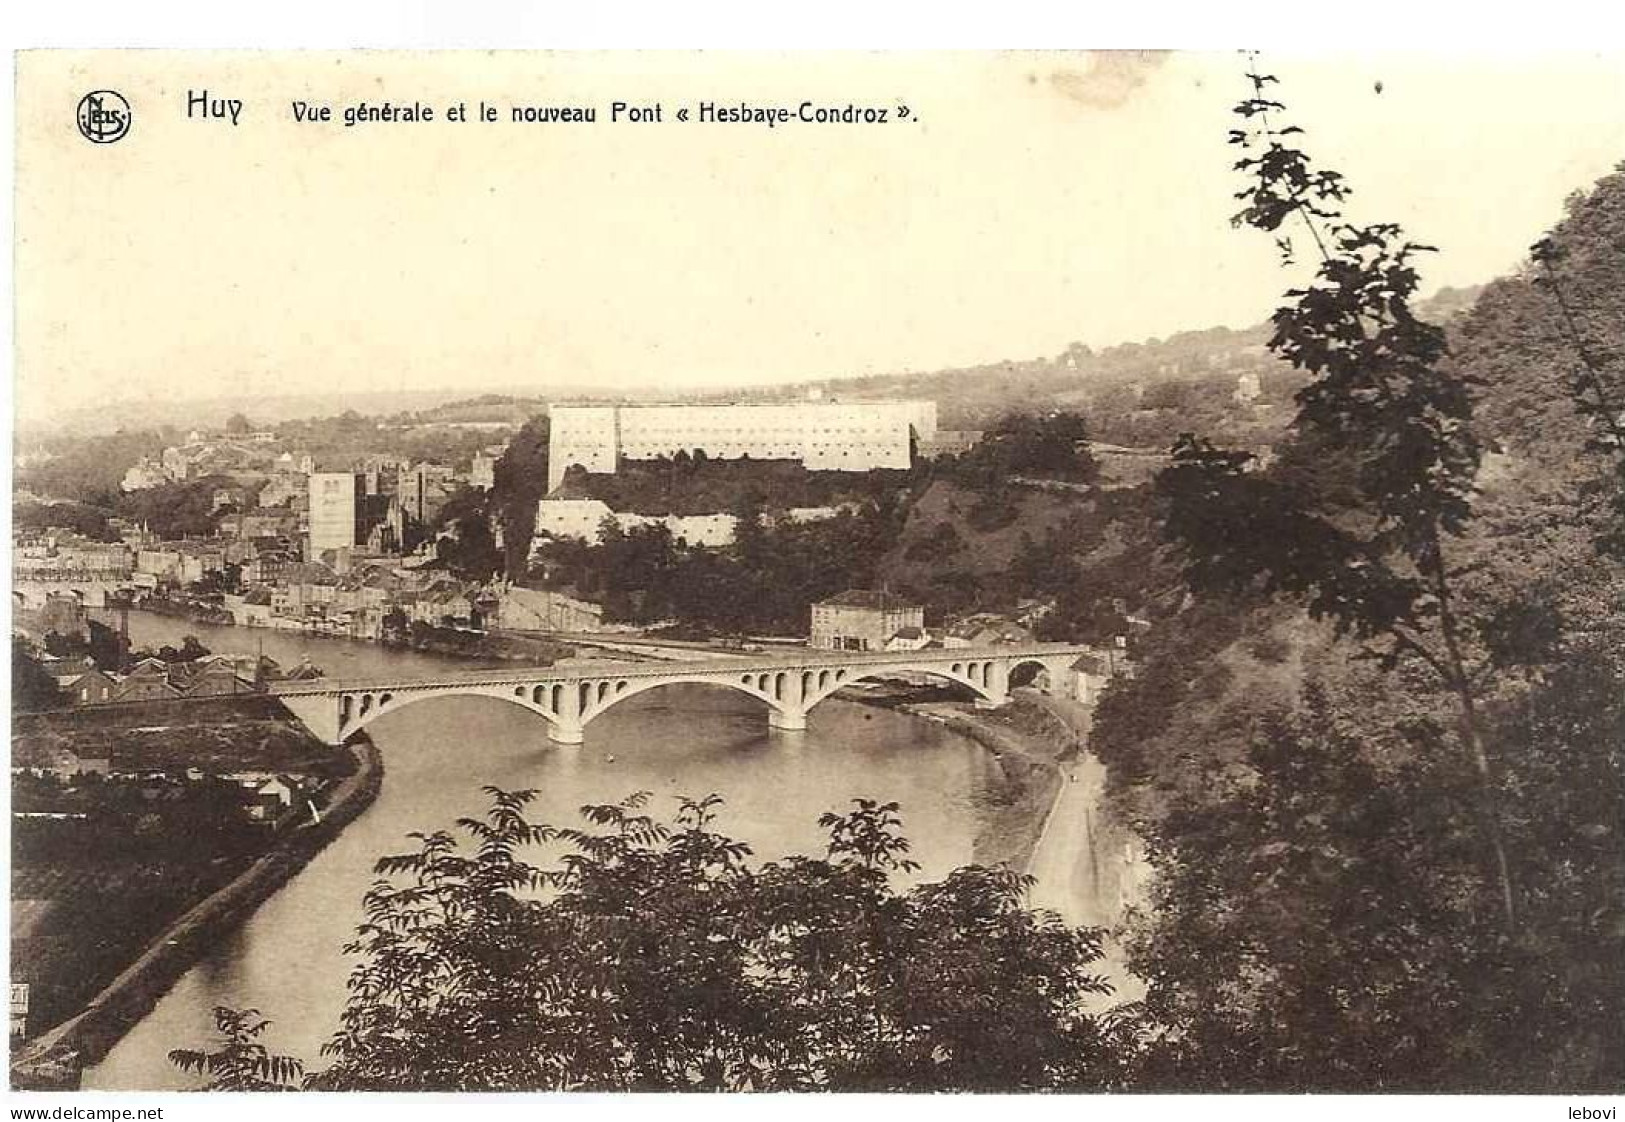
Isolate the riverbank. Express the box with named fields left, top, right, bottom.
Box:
left=888, top=692, right=1084, bottom=871
left=93, top=608, right=574, bottom=669
left=11, top=738, right=385, bottom=1091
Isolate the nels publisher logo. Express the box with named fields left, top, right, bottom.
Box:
left=76, top=90, right=131, bottom=144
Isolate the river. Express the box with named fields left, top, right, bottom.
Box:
left=79, top=614, right=1133, bottom=1090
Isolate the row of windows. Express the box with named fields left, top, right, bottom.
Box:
left=621, top=425, right=903, bottom=435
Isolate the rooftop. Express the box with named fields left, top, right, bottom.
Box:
left=817, top=589, right=920, bottom=612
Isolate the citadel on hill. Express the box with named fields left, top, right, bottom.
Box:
left=545, top=399, right=944, bottom=489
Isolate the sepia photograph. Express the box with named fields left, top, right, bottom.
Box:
left=7, top=32, right=1624, bottom=1107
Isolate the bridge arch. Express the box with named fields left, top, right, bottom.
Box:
left=1007, top=657, right=1050, bottom=690
left=575, top=673, right=783, bottom=728
left=337, top=687, right=562, bottom=742
left=800, top=661, right=997, bottom=715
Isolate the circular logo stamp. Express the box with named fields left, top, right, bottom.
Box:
left=77, top=90, right=132, bottom=144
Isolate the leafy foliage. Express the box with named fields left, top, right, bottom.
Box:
left=426, top=487, right=503, bottom=582
left=532, top=502, right=907, bottom=635
left=491, top=415, right=550, bottom=579
left=1128, top=696, right=1489, bottom=1090
left=192, top=788, right=1138, bottom=1092
left=168, top=1007, right=303, bottom=1091
left=12, top=499, right=115, bottom=540
left=1157, top=60, right=1515, bottom=927
left=948, top=411, right=1100, bottom=488
left=1090, top=60, right=1625, bottom=1093
left=11, top=638, right=67, bottom=711
left=16, top=429, right=171, bottom=506
left=118, top=476, right=237, bottom=540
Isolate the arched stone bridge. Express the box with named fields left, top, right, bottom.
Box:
left=269, top=643, right=1095, bottom=746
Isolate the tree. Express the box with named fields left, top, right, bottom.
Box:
left=956, top=411, right=1101, bottom=487
left=430, top=489, right=503, bottom=583
left=174, top=788, right=1134, bottom=1091
left=12, top=499, right=114, bottom=540
left=117, top=477, right=231, bottom=540
left=1126, top=692, right=1504, bottom=1091
left=491, top=415, right=551, bottom=579
left=1156, top=61, right=1513, bottom=928
left=17, top=428, right=170, bottom=506
left=11, top=638, right=64, bottom=711
left=87, top=618, right=127, bottom=671
left=380, top=606, right=409, bottom=641
left=169, top=1007, right=303, bottom=1091
left=1092, top=59, right=1625, bottom=1094
left=224, top=412, right=252, bottom=435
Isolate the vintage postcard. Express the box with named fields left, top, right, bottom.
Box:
left=9, top=47, right=1624, bottom=1105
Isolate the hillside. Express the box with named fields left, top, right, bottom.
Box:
left=1084, top=162, right=1624, bottom=1092
left=713, top=286, right=1481, bottom=437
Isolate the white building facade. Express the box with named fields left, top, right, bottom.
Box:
left=547, top=400, right=938, bottom=489
left=307, top=472, right=361, bottom=559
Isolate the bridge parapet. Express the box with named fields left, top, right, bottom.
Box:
left=267, top=643, right=1093, bottom=698
left=268, top=643, right=1100, bottom=747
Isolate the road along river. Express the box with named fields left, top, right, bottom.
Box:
left=81, top=614, right=1139, bottom=1089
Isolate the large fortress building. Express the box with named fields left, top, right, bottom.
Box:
left=546, top=400, right=938, bottom=490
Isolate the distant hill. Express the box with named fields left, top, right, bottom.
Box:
left=21, top=385, right=603, bottom=441
left=731, top=285, right=1483, bottom=435
left=21, top=286, right=1484, bottom=444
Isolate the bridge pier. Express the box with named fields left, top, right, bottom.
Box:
left=275, top=693, right=348, bottom=746
left=768, top=667, right=808, bottom=731
left=973, top=683, right=1010, bottom=710
left=550, top=682, right=585, bottom=744
left=768, top=706, right=808, bottom=732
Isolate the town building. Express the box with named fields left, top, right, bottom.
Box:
left=272, top=561, right=342, bottom=620
left=35, top=593, right=90, bottom=641
left=918, top=430, right=984, bottom=458
left=111, top=519, right=161, bottom=550
left=943, top=614, right=1036, bottom=648
left=468, top=450, right=498, bottom=490
left=275, top=451, right=317, bottom=475
left=12, top=742, right=110, bottom=780
left=64, top=667, right=120, bottom=705
left=244, top=776, right=302, bottom=823
left=12, top=533, right=133, bottom=579
left=1069, top=646, right=1133, bottom=706
left=171, top=657, right=256, bottom=697
left=218, top=509, right=299, bottom=541
left=397, top=462, right=457, bottom=524
left=810, top=590, right=925, bottom=652
left=110, top=659, right=185, bottom=703
left=307, top=472, right=366, bottom=559
left=223, top=586, right=276, bottom=627
left=546, top=399, right=938, bottom=489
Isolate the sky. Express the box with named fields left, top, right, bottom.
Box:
left=15, top=49, right=1625, bottom=428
